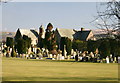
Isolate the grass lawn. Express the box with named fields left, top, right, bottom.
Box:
left=2, top=57, right=118, bottom=82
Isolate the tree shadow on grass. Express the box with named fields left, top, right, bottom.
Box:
left=2, top=76, right=118, bottom=83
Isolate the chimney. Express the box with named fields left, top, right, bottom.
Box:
left=81, top=28, right=84, bottom=32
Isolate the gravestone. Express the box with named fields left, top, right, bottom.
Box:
left=67, top=56, right=70, bottom=60
left=79, top=56, right=83, bottom=61
left=30, top=54, right=33, bottom=58
left=70, top=56, right=74, bottom=59
left=64, top=45, right=67, bottom=58
left=71, top=49, right=74, bottom=56
left=75, top=54, right=78, bottom=61
left=49, top=54, right=53, bottom=58
left=106, top=56, right=109, bottom=63
left=118, top=57, right=120, bottom=63
left=26, top=54, right=29, bottom=59
left=114, top=57, right=117, bottom=63
left=82, top=52, right=86, bottom=57
left=110, top=54, right=113, bottom=63
left=57, top=54, right=60, bottom=60
left=39, top=53, right=43, bottom=59
left=9, top=48, right=12, bottom=57
left=48, top=54, right=50, bottom=58
left=53, top=54, right=57, bottom=58
left=28, top=47, right=31, bottom=54
left=42, top=48, right=45, bottom=52
left=33, top=48, right=37, bottom=54
left=46, top=49, right=49, bottom=57
left=73, top=52, right=77, bottom=59
left=61, top=56, right=65, bottom=60
left=90, top=52, right=94, bottom=58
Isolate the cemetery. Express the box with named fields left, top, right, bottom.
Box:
left=0, top=1, right=119, bottom=82
left=0, top=23, right=119, bottom=82
left=0, top=23, right=120, bottom=64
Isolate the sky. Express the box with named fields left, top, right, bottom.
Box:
left=1, top=2, right=101, bottom=32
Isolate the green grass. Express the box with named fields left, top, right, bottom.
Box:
left=2, top=57, right=118, bottom=81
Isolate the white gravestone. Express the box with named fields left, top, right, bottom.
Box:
left=53, top=55, right=57, bottom=58
left=79, top=56, right=83, bottom=61
left=57, top=54, right=62, bottom=60
left=73, top=52, right=76, bottom=58
left=57, top=54, right=60, bottom=60
left=61, top=56, right=65, bottom=60
left=106, top=56, right=109, bottom=63
left=49, top=54, right=53, bottom=58
left=118, top=57, right=120, bottom=63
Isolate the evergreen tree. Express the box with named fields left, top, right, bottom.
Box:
left=15, top=35, right=31, bottom=55
left=14, top=29, right=22, bottom=42
left=44, top=23, right=57, bottom=51
left=98, top=39, right=111, bottom=58
left=87, top=40, right=99, bottom=53
left=23, top=35, right=31, bottom=48
left=60, top=37, right=72, bottom=56
left=109, top=38, right=120, bottom=57
left=44, top=29, right=52, bottom=50
left=6, top=37, right=14, bottom=48
left=14, top=29, right=22, bottom=51
left=60, top=37, right=66, bottom=56
left=72, top=40, right=87, bottom=52
left=66, top=38, right=72, bottom=55
left=16, top=38, right=27, bottom=54
left=38, top=38, right=44, bottom=48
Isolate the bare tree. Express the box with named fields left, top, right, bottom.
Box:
left=92, top=0, right=120, bottom=36
left=0, top=0, right=12, bottom=3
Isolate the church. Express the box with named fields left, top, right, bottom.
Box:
left=14, top=25, right=45, bottom=47
left=14, top=23, right=96, bottom=49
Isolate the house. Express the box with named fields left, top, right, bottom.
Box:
left=92, top=29, right=116, bottom=40
left=55, top=28, right=95, bottom=44
left=73, top=28, right=95, bottom=41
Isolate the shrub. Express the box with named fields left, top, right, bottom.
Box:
left=98, top=39, right=110, bottom=58
left=72, top=40, right=87, bottom=52
left=60, top=37, right=72, bottom=55
left=6, top=37, right=14, bottom=48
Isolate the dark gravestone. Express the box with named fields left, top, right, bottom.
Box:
left=75, top=55, right=78, bottom=61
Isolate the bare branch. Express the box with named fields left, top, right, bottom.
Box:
left=91, top=0, right=120, bottom=37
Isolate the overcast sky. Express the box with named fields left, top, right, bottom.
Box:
left=1, top=2, right=102, bottom=32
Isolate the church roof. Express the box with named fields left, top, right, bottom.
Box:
left=18, top=29, right=39, bottom=40
left=56, top=28, right=75, bottom=40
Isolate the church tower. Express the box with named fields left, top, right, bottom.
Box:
left=39, top=25, right=44, bottom=38
left=38, top=25, right=44, bottom=48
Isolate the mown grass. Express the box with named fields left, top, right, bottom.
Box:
left=2, top=57, right=118, bottom=82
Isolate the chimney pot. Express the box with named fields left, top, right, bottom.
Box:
left=81, top=28, right=84, bottom=31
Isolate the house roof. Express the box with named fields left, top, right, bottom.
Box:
left=18, top=29, right=39, bottom=40
left=94, top=34, right=115, bottom=40
left=56, top=28, right=75, bottom=40
left=56, top=28, right=92, bottom=41
left=73, top=31, right=91, bottom=41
